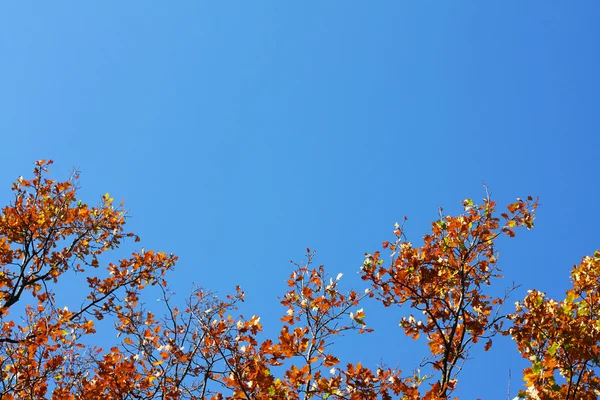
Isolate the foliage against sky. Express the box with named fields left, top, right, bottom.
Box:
left=1, top=2, right=599, bottom=398
left=1, top=161, right=599, bottom=399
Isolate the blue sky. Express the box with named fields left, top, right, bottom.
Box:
left=1, top=2, right=599, bottom=398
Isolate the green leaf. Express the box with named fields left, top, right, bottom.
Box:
left=577, top=303, right=589, bottom=316
left=463, top=198, right=474, bottom=210
left=548, top=342, right=559, bottom=356
left=535, top=296, right=543, bottom=307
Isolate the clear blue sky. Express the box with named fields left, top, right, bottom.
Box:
left=1, top=2, right=599, bottom=398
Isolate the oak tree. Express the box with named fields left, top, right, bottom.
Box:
left=0, top=160, right=598, bottom=399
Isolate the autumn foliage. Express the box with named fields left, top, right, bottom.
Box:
left=0, top=160, right=598, bottom=399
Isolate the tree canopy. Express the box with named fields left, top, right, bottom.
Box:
left=1, top=160, right=598, bottom=399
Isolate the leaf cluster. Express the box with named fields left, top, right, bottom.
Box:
left=1, top=161, right=597, bottom=400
